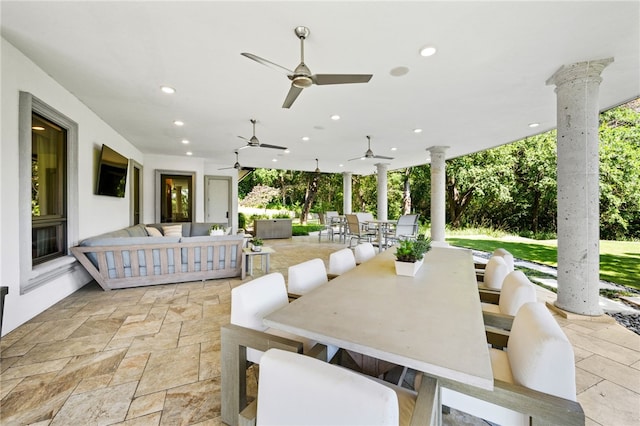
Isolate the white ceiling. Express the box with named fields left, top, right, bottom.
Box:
left=2, top=1, right=638, bottom=175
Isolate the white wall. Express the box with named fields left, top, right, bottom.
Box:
left=0, top=38, right=144, bottom=335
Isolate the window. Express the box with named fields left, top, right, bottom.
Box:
left=19, top=92, right=79, bottom=293
left=31, top=113, right=67, bottom=264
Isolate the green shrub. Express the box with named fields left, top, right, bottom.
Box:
left=238, top=212, right=246, bottom=229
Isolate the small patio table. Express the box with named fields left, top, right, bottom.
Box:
left=366, top=219, right=397, bottom=252
left=241, top=246, right=275, bottom=279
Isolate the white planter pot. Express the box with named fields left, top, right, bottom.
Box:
left=251, top=245, right=262, bottom=252
left=209, top=229, right=224, bottom=236
left=394, top=259, right=423, bottom=277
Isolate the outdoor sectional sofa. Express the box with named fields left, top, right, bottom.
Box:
left=71, top=223, right=244, bottom=291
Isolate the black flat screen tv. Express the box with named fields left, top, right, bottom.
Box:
left=96, top=144, right=128, bottom=197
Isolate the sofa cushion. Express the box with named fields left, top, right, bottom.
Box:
left=162, top=224, right=183, bottom=237
left=125, top=224, right=149, bottom=237
left=146, top=226, right=162, bottom=237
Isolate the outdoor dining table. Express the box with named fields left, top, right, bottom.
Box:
left=264, top=246, right=494, bottom=391
left=366, top=219, right=397, bottom=252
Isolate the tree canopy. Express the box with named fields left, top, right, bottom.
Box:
left=239, top=100, right=640, bottom=240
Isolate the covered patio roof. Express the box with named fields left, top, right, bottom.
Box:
left=1, top=1, right=638, bottom=175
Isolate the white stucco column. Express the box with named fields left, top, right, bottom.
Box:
left=342, top=171, right=352, bottom=214
left=427, top=146, right=448, bottom=245
left=375, top=163, right=388, bottom=221
left=546, top=58, right=612, bottom=316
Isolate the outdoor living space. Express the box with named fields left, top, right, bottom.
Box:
left=1, top=236, right=638, bottom=425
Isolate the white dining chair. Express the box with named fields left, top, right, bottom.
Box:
left=386, top=214, right=420, bottom=245
left=439, top=302, right=578, bottom=425
left=354, top=242, right=376, bottom=264
left=230, top=273, right=316, bottom=363
left=479, top=255, right=509, bottom=290
left=288, top=258, right=328, bottom=296
left=328, top=248, right=357, bottom=277
left=254, top=348, right=419, bottom=426
left=493, top=248, right=515, bottom=272
left=481, top=270, right=537, bottom=316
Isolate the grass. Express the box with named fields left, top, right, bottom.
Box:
left=445, top=233, right=640, bottom=290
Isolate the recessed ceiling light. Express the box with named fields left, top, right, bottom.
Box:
left=413, top=128, right=423, bottom=133
left=272, top=158, right=278, bottom=162
left=284, top=149, right=290, bottom=154
left=186, top=151, right=192, bottom=156
left=391, top=147, right=397, bottom=151
left=301, top=136, right=310, bottom=141
left=330, top=114, right=340, bottom=121
left=339, top=164, right=344, bottom=167
left=420, top=46, right=437, bottom=57
left=161, top=86, right=176, bottom=94
left=181, top=139, right=189, bottom=144
left=528, top=122, right=540, bottom=128
left=32, top=126, right=45, bottom=131
left=174, top=120, right=184, bottom=126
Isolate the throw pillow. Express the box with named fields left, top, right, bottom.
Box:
left=162, top=224, right=183, bottom=237
left=146, top=226, right=162, bottom=237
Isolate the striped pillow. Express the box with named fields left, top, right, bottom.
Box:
left=162, top=224, right=183, bottom=237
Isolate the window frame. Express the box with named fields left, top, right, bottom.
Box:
left=19, top=92, right=79, bottom=294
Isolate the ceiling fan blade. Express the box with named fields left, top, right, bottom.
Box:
left=218, top=166, right=234, bottom=170
left=313, top=74, right=373, bottom=85
left=237, top=145, right=251, bottom=150
left=282, top=85, right=303, bottom=108
left=259, top=143, right=288, bottom=150
left=241, top=52, right=293, bottom=74
left=348, top=156, right=366, bottom=161
left=373, top=155, right=394, bottom=160
left=238, top=136, right=251, bottom=142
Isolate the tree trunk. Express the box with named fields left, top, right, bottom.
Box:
left=447, top=175, right=475, bottom=228
left=401, top=168, right=412, bottom=214
left=300, top=173, right=319, bottom=225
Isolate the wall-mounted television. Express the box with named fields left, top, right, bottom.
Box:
left=96, top=144, right=128, bottom=197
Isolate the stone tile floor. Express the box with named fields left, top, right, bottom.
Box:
left=1, top=236, right=638, bottom=425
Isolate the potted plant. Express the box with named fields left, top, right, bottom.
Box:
left=250, top=238, right=264, bottom=252
left=209, top=224, right=224, bottom=236
left=394, top=236, right=431, bottom=276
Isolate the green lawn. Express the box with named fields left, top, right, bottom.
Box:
left=445, top=235, right=640, bottom=290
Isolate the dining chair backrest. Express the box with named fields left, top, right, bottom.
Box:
left=257, top=348, right=401, bottom=425
left=493, top=248, right=515, bottom=272
left=498, top=271, right=537, bottom=316
left=345, top=214, right=362, bottom=235
left=355, top=211, right=375, bottom=223
left=483, top=256, right=509, bottom=290
left=231, top=272, right=288, bottom=332
left=328, top=248, right=357, bottom=276
left=354, top=242, right=376, bottom=264
left=393, top=214, right=419, bottom=239
left=508, top=302, right=576, bottom=401
left=288, top=258, right=328, bottom=295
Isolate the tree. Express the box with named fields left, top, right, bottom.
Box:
left=446, top=146, right=516, bottom=228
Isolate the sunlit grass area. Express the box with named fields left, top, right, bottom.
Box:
left=445, top=233, right=640, bottom=290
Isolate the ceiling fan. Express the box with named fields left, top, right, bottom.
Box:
left=238, top=119, right=287, bottom=150
left=349, top=136, right=394, bottom=161
left=241, top=26, right=373, bottom=108
left=219, top=150, right=245, bottom=170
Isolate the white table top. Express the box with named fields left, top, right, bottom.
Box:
left=242, top=246, right=275, bottom=255
left=264, top=246, right=494, bottom=390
